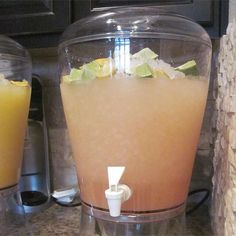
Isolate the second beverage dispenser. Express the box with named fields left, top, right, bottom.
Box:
left=58, top=7, right=212, bottom=235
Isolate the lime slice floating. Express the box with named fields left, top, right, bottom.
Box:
left=70, top=68, right=84, bottom=80
left=129, top=48, right=158, bottom=78
left=95, top=58, right=116, bottom=79
left=175, top=60, right=198, bottom=76
left=83, top=58, right=115, bottom=79
left=62, top=68, right=84, bottom=83
left=132, top=48, right=158, bottom=61
left=10, top=80, right=29, bottom=87
left=152, top=68, right=169, bottom=79
left=63, top=67, right=96, bottom=83
left=62, top=57, right=116, bottom=83
left=134, top=63, right=153, bottom=78
left=83, top=61, right=100, bottom=74
left=82, top=67, right=96, bottom=80
left=95, top=58, right=110, bottom=66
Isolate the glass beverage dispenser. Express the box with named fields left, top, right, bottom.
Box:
left=58, top=8, right=212, bottom=235
left=0, top=35, right=31, bottom=235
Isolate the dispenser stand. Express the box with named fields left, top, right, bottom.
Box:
left=79, top=205, right=186, bottom=236
left=0, top=185, right=33, bottom=236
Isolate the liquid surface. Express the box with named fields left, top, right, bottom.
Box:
left=61, top=75, right=208, bottom=212
left=0, top=82, right=31, bottom=189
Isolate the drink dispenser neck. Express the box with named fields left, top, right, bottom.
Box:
left=105, top=167, right=132, bottom=217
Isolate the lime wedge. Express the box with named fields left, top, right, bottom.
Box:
left=70, top=68, right=83, bottom=80
left=175, top=60, right=198, bottom=76
left=82, top=68, right=96, bottom=80
left=63, top=58, right=116, bottom=83
left=152, top=68, right=169, bottom=79
left=95, top=58, right=110, bottom=66
left=83, top=61, right=100, bottom=74
left=63, top=67, right=96, bottom=83
left=83, top=58, right=115, bottom=79
left=132, top=48, right=158, bottom=61
left=10, top=80, right=29, bottom=87
left=134, top=63, right=153, bottom=78
left=96, top=58, right=116, bottom=79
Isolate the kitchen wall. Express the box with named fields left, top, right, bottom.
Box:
left=229, top=0, right=236, bottom=23
left=211, top=2, right=236, bottom=235
left=30, top=48, right=78, bottom=190
left=29, top=42, right=218, bottom=198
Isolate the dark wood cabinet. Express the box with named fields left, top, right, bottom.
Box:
left=0, top=0, right=228, bottom=48
left=0, top=0, right=71, bottom=48
left=0, top=0, right=70, bottom=35
left=83, top=0, right=229, bottom=38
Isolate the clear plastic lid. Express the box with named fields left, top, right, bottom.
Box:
left=0, top=35, right=31, bottom=81
left=59, top=7, right=211, bottom=48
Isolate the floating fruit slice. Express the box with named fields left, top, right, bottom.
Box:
left=69, top=68, right=83, bottom=81
left=83, top=58, right=116, bottom=79
left=95, top=58, right=110, bottom=66
left=82, top=67, right=96, bottom=80
left=132, top=48, right=158, bottom=61
left=83, top=61, right=100, bottom=74
left=152, top=68, right=169, bottom=79
left=95, top=58, right=116, bottom=79
left=10, top=80, right=29, bottom=86
left=62, top=68, right=84, bottom=83
left=175, top=60, right=198, bottom=76
left=134, top=63, right=153, bottom=78
left=63, top=67, right=96, bottom=83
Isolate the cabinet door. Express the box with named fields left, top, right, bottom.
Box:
left=74, top=0, right=228, bottom=38
left=0, top=0, right=70, bottom=47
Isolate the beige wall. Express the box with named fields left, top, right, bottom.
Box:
left=211, top=2, right=236, bottom=235
left=229, top=0, right=236, bottom=23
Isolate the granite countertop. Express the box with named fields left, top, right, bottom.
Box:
left=18, top=203, right=213, bottom=236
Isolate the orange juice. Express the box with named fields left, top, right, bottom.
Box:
left=61, top=75, right=208, bottom=212
left=0, top=80, right=31, bottom=189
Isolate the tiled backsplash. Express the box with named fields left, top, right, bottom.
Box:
left=30, top=48, right=78, bottom=190
left=29, top=45, right=218, bottom=195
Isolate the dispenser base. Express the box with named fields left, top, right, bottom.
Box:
left=82, top=202, right=185, bottom=223
left=80, top=204, right=186, bottom=236
left=0, top=185, right=32, bottom=235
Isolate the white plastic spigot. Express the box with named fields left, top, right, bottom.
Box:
left=105, top=188, right=124, bottom=217
left=105, top=167, right=132, bottom=217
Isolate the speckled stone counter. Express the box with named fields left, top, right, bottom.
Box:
left=23, top=203, right=213, bottom=236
